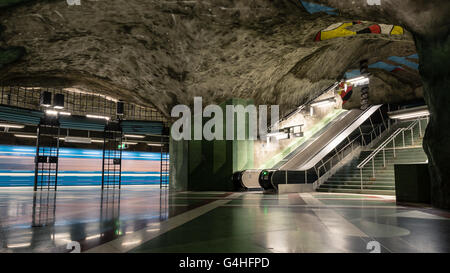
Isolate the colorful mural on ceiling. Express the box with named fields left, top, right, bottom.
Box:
left=300, top=1, right=338, bottom=15
left=314, top=22, right=404, bottom=42
left=340, top=54, right=419, bottom=103
left=344, top=54, right=419, bottom=79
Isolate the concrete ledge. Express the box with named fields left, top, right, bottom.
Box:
left=279, top=183, right=314, bottom=193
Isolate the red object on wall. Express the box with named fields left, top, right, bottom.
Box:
left=368, top=24, right=382, bottom=34
left=314, top=31, right=321, bottom=42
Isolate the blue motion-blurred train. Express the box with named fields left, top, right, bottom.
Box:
left=0, top=145, right=166, bottom=187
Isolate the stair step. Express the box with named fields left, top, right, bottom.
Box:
left=320, top=184, right=395, bottom=190
left=316, top=188, right=395, bottom=196
left=323, top=181, right=395, bottom=186
left=318, top=131, right=427, bottom=195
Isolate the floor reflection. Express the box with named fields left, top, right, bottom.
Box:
left=32, top=191, right=57, bottom=228
left=0, top=186, right=223, bottom=252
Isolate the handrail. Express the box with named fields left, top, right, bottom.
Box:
left=356, top=118, right=426, bottom=190
left=357, top=120, right=418, bottom=169
left=270, top=107, right=392, bottom=188
left=299, top=105, right=381, bottom=170
left=314, top=120, right=388, bottom=178
left=268, top=82, right=339, bottom=131
left=357, top=128, right=403, bottom=168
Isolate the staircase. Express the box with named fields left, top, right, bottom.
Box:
left=317, top=119, right=428, bottom=195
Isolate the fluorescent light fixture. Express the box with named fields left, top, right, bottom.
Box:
left=147, top=143, right=163, bottom=147
left=0, top=123, right=25, bottom=129
left=91, top=139, right=104, bottom=143
left=275, top=133, right=290, bottom=140
left=266, top=131, right=285, bottom=137
left=45, top=110, right=58, bottom=116
left=346, top=76, right=369, bottom=86
left=15, top=134, right=37, bottom=139
left=310, top=97, right=336, bottom=107
left=86, top=114, right=110, bottom=120
left=124, top=134, right=145, bottom=139
left=64, top=136, right=92, bottom=144
left=123, top=141, right=138, bottom=145
left=388, top=106, right=430, bottom=120
left=59, top=111, right=71, bottom=116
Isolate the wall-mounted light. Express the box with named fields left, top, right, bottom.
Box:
left=275, top=133, right=290, bottom=140
left=63, top=136, right=92, bottom=144
left=54, top=93, right=65, bottom=109
left=86, top=114, right=110, bottom=120
left=345, top=76, right=369, bottom=86
left=58, top=112, right=71, bottom=116
left=0, top=123, right=25, bottom=129
left=122, top=141, right=137, bottom=145
left=388, top=106, right=430, bottom=120
left=266, top=131, right=285, bottom=138
left=14, top=134, right=37, bottom=139
left=124, top=134, right=145, bottom=139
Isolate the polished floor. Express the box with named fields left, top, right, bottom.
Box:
left=0, top=186, right=449, bottom=253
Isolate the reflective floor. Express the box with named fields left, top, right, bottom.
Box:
left=0, top=186, right=449, bottom=253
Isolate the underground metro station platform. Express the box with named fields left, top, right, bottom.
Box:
left=0, top=0, right=449, bottom=266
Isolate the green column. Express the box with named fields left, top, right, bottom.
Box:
left=170, top=98, right=254, bottom=191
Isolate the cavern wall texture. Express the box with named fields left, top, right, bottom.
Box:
left=1, top=0, right=419, bottom=116
left=0, top=0, right=449, bottom=207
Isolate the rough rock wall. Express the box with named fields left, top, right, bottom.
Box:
left=416, top=35, right=450, bottom=209
left=1, top=0, right=419, bottom=117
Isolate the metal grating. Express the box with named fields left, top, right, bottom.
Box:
left=160, top=140, right=169, bottom=189
left=102, top=124, right=123, bottom=189
left=34, top=120, right=60, bottom=191
left=0, top=86, right=167, bottom=124
left=31, top=191, right=57, bottom=228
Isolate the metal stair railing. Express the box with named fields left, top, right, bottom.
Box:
left=314, top=121, right=387, bottom=180
left=356, top=118, right=425, bottom=189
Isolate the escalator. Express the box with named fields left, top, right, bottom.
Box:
left=272, top=110, right=348, bottom=169
left=279, top=105, right=382, bottom=171
left=233, top=104, right=386, bottom=192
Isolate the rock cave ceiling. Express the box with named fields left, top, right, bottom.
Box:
left=0, top=0, right=436, bottom=117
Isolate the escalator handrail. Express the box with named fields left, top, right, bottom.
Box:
left=298, top=105, right=381, bottom=170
